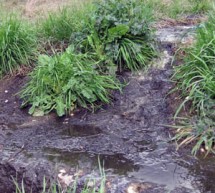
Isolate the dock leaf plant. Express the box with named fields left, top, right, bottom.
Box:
left=20, top=46, right=121, bottom=116
left=78, top=0, right=156, bottom=73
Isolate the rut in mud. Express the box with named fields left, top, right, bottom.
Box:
left=1, top=25, right=215, bottom=193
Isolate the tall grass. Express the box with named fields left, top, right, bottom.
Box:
left=144, top=0, right=213, bottom=19
left=172, top=12, right=215, bottom=155
left=39, top=4, right=92, bottom=43
left=0, top=15, right=37, bottom=76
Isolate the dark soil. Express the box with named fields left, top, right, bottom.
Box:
left=1, top=25, right=215, bottom=193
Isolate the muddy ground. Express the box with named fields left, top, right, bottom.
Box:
left=1, top=21, right=215, bottom=193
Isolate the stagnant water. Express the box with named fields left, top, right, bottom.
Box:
left=1, top=25, right=215, bottom=193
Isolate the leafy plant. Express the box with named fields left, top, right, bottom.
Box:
left=20, top=46, right=121, bottom=116
left=172, top=13, right=215, bottom=155
left=0, top=15, right=37, bottom=76
left=80, top=0, right=155, bottom=73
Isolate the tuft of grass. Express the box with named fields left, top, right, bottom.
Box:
left=172, top=117, right=215, bottom=156
left=20, top=46, right=122, bottom=116
left=144, top=0, right=213, bottom=19
left=172, top=12, right=215, bottom=155
left=39, top=4, right=92, bottom=43
left=0, top=15, right=37, bottom=77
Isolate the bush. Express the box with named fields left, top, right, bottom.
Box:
left=172, top=13, right=215, bottom=155
left=0, top=16, right=37, bottom=76
left=20, top=46, right=121, bottom=116
left=79, top=0, right=155, bottom=73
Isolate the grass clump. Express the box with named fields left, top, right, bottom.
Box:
left=20, top=46, right=121, bottom=116
left=0, top=16, right=37, bottom=77
left=172, top=13, right=215, bottom=155
left=144, top=0, right=213, bottom=19
left=81, top=0, right=155, bottom=73
left=40, top=5, right=91, bottom=43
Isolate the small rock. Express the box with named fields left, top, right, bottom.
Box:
left=74, top=170, right=84, bottom=177
left=200, top=148, right=205, bottom=153
left=58, top=173, right=74, bottom=187
left=126, top=183, right=152, bottom=193
left=32, top=109, right=44, bottom=117
left=87, top=181, right=95, bottom=188
left=59, top=169, right=66, bottom=174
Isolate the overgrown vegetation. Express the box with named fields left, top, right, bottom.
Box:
left=0, top=0, right=213, bottom=120
left=82, top=0, right=155, bottom=72
left=19, top=0, right=155, bottom=116
left=172, top=13, right=215, bottom=155
left=20, top=46, right=121, bottom=116
left=0, top=16, right=37, bottom=77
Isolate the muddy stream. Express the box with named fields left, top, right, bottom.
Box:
left=1, top=25, right=215, bottom=193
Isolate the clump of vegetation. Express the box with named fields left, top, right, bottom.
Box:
left=80, top=0, right=155, bottom=73
left=172, top=13, right=215, bottom=155
left=0, top=16, right=37, bottom=77
left=144, top=0, right=213, bottom=19
left=40, top=7, right=90, bottom=43
left=20, top=46, right=121, bottom=116
left=20, top=0, right=155, bottom=117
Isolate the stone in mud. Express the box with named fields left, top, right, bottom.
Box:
left=126, top=182, right=166, bottom=193
left=126, top=182, right=152, bottom=193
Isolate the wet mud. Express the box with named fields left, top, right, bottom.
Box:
left=1, top=25, right=215, bottom=193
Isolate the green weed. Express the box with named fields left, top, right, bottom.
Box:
left=172, top=117, right=215, bottom=156
left=80, top=0, right=155, bottom=73
left=20, top=46, right=121, bottom=116
left=172, top=12, right=215, bottom=155
left=0, top=15, right=37, bottom=76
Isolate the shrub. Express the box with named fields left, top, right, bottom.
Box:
left=0, top=16, right=37, bottom=76
left=79, top=0, right=155, bottom=73
left=20, top=46, right=121, bottom=116
left=172, top=13, right=215, bottom=155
